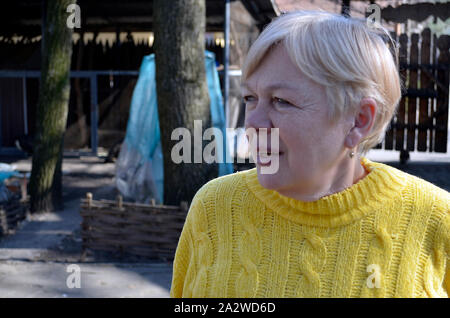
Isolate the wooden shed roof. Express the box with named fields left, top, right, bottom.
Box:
left=0, top=0, right=279, bottom=37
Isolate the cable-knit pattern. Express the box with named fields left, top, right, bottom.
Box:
left=170, top=157, right=450, bottom=298
left=423, top=253, right=447, bottom=297
left=330, top=222, right=361, bottom=297
left=295, top=232, right=327, bottom=297
left=361, top=224, right=393, bottom=297
left=235, top=192, right=264, bottom=297
left=422, top=191, right=449, bottom=297
left=190, top=199, right=214, bottom=298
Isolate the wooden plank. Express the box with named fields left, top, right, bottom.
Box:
left=81, top=233, right=178, bottom=258
left=80, top=204, right=187, bottom=219
left=396, top=34, right=408, bottom=151
left=82, top=229, right=178, bottom=246
left=80, top=208, right=186, bottom=226
left=434, top=35, right=449, bottom=153
left=418, top=28, right=432, bottom=152
left=383, top=32, right=397, bottom=150
left=81, top=198, right=189, bottom=211
left=383, top=111, right=394, bottom=150
left=407, top=33, right=419, bottom=151
left=428, top=34, right=438, bottom=151
left=84, top=218, right=183, bottom=237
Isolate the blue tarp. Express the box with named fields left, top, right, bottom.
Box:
left=116, top=51, right=233, bottom=204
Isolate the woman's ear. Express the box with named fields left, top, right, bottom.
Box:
left=344, top=97, right=377, bottom=149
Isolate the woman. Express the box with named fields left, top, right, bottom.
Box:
left=170, top=10, right=449, bottom=298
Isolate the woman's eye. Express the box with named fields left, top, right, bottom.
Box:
left=274, top=97, right=291, bottom=106
left=243, top=96, right=256, bottom=103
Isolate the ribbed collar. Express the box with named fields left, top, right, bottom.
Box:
left=244, top=157, right=408, bottom=228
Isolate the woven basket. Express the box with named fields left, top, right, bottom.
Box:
left=0, top=194, right=29, bottom=237
left=80, top=192, right=188, bottom=261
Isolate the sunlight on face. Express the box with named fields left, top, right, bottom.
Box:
left=242, top=44, right=349, bottom=196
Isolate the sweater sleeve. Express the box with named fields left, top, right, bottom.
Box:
left=424, top=188, right=450, bottom=298
left=436, top=194, right=450, bottom=297
left=169, top=188, right=206, bottom=298
left=445, top=261, right=450, bottom=297
left=442, top=212, right=450, bottom=297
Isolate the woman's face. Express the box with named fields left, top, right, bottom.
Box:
left=242, top=44, right=352, bottom=197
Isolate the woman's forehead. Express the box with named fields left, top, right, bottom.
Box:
left=241, top=73, right=320, bottom=100
left=242, top=45, right=317, bottom=91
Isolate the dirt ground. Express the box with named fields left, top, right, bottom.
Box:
left=0, top=155, right=173, bottom=298
left=3, top=155, right=130, bottom=263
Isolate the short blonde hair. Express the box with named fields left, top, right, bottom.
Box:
left=242, top=10, right=403, bottom=156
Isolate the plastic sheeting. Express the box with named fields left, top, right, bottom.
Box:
left=115, top=51, right=233, bottom=204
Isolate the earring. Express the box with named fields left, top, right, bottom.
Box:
left=349, top=149, right=355, bottom=158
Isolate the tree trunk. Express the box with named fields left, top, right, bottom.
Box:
left=153, top=0, right=218, bottom=205
left=29, top=0, right=75, bottom=213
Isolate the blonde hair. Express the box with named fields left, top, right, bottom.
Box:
left=242, top=10, right=403, bottom=156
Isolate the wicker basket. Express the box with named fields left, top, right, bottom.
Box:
left=80, top=192, right=188, bottom=261
left=0, top=194, right=29, bottom=237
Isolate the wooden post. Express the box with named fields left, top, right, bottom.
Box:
left=383, top=31, right=398, bottom=151
left=407, top=33, right=419, bottom=152
left=20, top=175, right=28, bottom=202
left=86, top=192, right=92, bottom=209
left=418, top=29, right=431, bottom=152
left=435, top=35, right=449, bottom=153
left=180, top=201, right=188, bottom=212
left=430, top=33, right=438, bottom=152
left=117, top=194, right=123, bottom=210
left=396, top=34, right=408, bottom=151
left=341, top=0, right=351, bottom=18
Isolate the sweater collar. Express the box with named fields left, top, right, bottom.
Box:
left=244, top=157, right=408, bottom=227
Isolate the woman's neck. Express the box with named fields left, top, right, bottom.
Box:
left=276, top=156, right=369, bottom=202
left=245, top=157, right=408, bottom=227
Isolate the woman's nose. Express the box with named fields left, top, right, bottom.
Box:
left=244, top=103, right=273, bottom=131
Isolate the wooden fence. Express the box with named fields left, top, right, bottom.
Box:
left=0, top=194, right=28, bottom=237
left=80, top=193, right=188, bottom=260
left=377, top=29, right=450, bottom=154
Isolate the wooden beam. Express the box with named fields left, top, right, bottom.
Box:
left=341, top=0, right=351, bottom=18
left=381, top=2, right=450, bottom=23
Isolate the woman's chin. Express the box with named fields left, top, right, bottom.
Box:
left=256, top=166, right=283, bottom=190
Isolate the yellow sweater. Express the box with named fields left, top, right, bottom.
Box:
left=170, top=157, right=450, bottom=298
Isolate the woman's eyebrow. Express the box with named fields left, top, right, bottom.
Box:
left=241, top=81, right=313, bottom=102
left=241, top=82, right=298, bottom=91
left=265, top=83, right=299, bottom=91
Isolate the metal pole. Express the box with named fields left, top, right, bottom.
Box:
left=22, top=77, right=28, bottom=135
left=224, top=0, right=230, bottom=129
left=90, top=74, right=98, bottom=156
